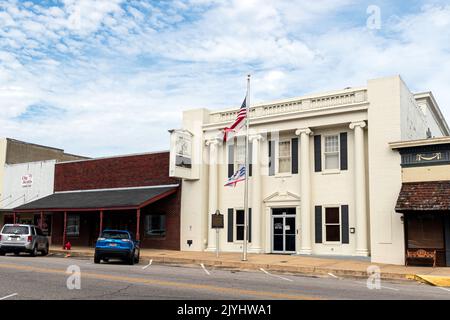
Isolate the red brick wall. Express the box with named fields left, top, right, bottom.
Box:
left=55, top=152, right=179, bottom=192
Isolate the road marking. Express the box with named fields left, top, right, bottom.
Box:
left=260, top=268, right=293, bottom=282
left=328, top=273, right=339, bottom=279
left=0, top=263, right=319, bottom=300
left=0, top=293, right=18, bottom=300
left=437, top=287, right=450, bottom=292
left=354, top=281, right=399, bottom=291
left=201, top=263, right=211, bottom=275
left=142, top=259, right=153, bottom=270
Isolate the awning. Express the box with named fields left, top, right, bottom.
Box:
left=396, top=181, right=450, bottom=213
left=13, top=185, right=178, bottom=212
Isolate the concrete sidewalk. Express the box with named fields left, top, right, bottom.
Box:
left=50, top=246, right=450, bottom=283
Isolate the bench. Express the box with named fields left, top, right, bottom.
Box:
left=406, top=249, right=437, bottom=267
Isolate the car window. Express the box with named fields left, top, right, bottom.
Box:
left=35, top=228, right=44, bottom=236
left=1, top=226, right=29, bottom=235
left=101, top=231, right=130, bottom=240
left=31, top=227, right=36, bottom=235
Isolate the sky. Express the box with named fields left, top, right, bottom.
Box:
left=1, top=0, right=450, bottom=157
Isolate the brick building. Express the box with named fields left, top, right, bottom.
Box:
left=13, top=151, right=181, bottom=250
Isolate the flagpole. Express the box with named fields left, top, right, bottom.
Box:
left=243, top=74, right=250, bottom=261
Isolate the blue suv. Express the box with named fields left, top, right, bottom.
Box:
left=94, top=230, right=140, bottom=265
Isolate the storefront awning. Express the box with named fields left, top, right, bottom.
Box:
left=13, top=185, right=179, bottom=212
left=396, top=181, right=450, bottom=213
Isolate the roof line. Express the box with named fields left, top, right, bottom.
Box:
left=55, top=184, right=179, bottom=194
left=57, top=150, right=170, bottom=164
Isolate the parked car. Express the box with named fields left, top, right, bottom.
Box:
left=0, top=224, right=49, bottom=256
left=94, top=230, right=140, bottom=265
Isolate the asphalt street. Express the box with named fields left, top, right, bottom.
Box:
left=0, top=254, right=449, bottom=300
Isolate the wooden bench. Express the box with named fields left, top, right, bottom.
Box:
left=406, top=249, right=437, bottom=267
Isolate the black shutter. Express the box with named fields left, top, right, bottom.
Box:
left=268, top=140, right=275, bottom=176
left=249, top=141, right=253, bottom=177
left=291, top=138, right=298, bottom=174
left=315, top=206, right=323, bottom=243
left=340, top=132, right=348, bottom=171
left=227, top=208, right=234, bottom=242
left=341, top=205, right=349, bottom=244
left=248, top=208, right=252, bottom=243
left=228, top=144, right=234, bottom=178
left=314, top=135, right=322, bottom=172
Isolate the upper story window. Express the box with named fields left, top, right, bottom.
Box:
left=235, top=143, right=246, bottom=169
left=278, top=140, right=291, bottom=174
left=324, top=135, right=340, bottom=170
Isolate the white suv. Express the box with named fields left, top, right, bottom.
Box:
left=0, top=224, right=49, bottom=256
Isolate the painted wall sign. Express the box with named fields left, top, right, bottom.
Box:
left=21, top=174, right=33, bottom=188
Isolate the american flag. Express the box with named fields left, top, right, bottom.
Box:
left=223, top=97, right=247, bottom=142
left=224, top=165, right=246, bottom=187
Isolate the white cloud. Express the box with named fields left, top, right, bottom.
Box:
left=0, top=1, right=450, bottom=157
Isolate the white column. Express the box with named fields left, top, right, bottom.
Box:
left=206, top=138, right=221, bottom=251
left=295, top=128, right=313, bottom=255
left=350, top=121, right=369, bottom=256
left=249, top=134, right=264, bottom=252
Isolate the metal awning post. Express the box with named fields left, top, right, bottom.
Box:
left=99, top=210, right=104, bottom=236
left=136, top=208, right=141, bottom=241
left=62, top=211, right=67, bottom=249
left=39, top=211, right=44, bottom=229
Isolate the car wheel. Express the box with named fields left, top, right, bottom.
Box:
left=0, top=251, right=5, bottom=256
left=30, top=246, right=38, bottom=257
left=14, top=252, right=20, bottom=256
left=41, top=244, right=49, bottom=256
left=94, top=254, right=101, bottom=264
left=102, top=257, right=109, bottom=262
left=128, top=251, right=135, bottom=265
left=134, top=249, right=140, bottom=263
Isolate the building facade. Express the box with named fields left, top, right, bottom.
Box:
left=14, top=152, right=182, bottom=250
left=0, top=138, right=86, bottom=227
left=169, top=75, right=449, bottom=265
left=392, top=137, right=450, bottom=267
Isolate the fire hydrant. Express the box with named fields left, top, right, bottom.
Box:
left=64, top=241, right=72, bottom=250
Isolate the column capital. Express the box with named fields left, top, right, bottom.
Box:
left=205, top=137, right=222, bottom=147
left=349, top=121, right=367, bottom=130
left=295, top=128, right=313, bottom=136
left=249, top=134, right=265, bottom=142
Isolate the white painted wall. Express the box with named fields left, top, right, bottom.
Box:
left=2, top=160, right=56, bottom=210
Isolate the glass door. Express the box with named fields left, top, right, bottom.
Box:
left=272, top=209, right=296, bottom=254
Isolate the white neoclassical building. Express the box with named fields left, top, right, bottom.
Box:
left=169, top=75, right=449, bottom=265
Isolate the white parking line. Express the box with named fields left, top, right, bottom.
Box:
left=0, top=293, right=18, bottom=300
left=260, top=268, right=293, bottom=282
left=200, top=264, right=210, bottom=275
left=354, top=281, right=400, bottom=291
left=328, top=272, right=339, bottom=279
left=142, top=259, right=153, bottom=270
left=437, top=287, right=450, bottom=292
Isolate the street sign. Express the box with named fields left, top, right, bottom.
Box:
left=211, top=212, right=224, bottom=229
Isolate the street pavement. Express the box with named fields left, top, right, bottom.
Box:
left=0, top=254, right=449, bottom=300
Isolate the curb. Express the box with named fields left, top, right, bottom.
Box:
left=50, top=249, right=415, bottom=282
left=413, top=274, right=450, bottom=287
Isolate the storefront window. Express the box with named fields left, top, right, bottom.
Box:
left=67, top=214, right=80, bottom=236
left=145, top=214, right=166, bottom=236
left=407, top=215, right=444, bottom=249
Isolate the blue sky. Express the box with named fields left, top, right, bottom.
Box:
left=1, top=0, right=450, bottom=157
